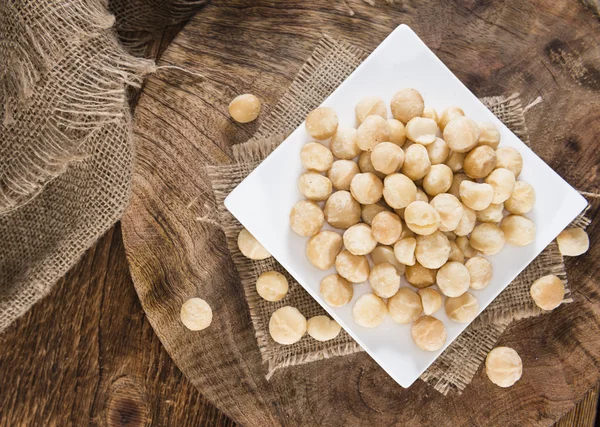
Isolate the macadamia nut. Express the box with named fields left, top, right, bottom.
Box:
left=443, top=117, right=480, bottom=153
left=445, top=292, right=479, bottom=323
left=477, top=122, right=501, bottom=149
left=456, top=235, right=478, bottom=258
left=371, top=142, right=405, bottom=174
left=269, top=306, right=307, bottom=345
left=485, top=168, right=516, bottom=204
left=459, top=181, right=494, bottom=211
left=422, top=107, right=439, bottom=124
left=343, top=223, right=378, bottom=255
left=448, top=173, right=472, bottom=198
left=404, top=201, right=441, bottom=236
left=306, top=231, right=343, bottom=270
left=557, top=228, right=589, bottom=256
left=439, top=106, right=465, bottom=131
left=383, top=173, right=417, bottom=209
left=463, top=145, right=497, bottom=179
left=501, top=215, right=536, bottom=246
left=336, top=250, right=370, bottom=283
left=290, top=200, right=324, bottom=236
left=448, top=241, right=465, bottom=263
left=415, top=231, right=451, bottom=269
left=370, top=263, right=401, bottom=298
left=437, top=261, right=470, bottom=297
left=411, top=316, right=447, bottom=351
left=453, top=205, right=477, bottom=237
left=229, top=94, right=261, bottom=123
left=406, top=117, right=438, bottom=145
left=445, top=151, right=466, bottom=173
left=180, top=298, right=213, bottom=331
left=495, top=147, right=523, bottom=177
left=350, top=173, right=383, bottom=204
left=361, top=203, right=389, bottom=226
left=426, top=138, right=450, bottom=165
left=307, top=316, right=341, bottom=341
left=328, top=160, right=360, bottom=191
left=470, top=223, right=505, bottom=255
left=465, top=256, right=493, bottom=290
left=324, top=190, right=361, bottom=229
left=476, top=203, right=504, bottom=223
left=388, top=287, right=422, bottom=323
left=391, top=88, right=424, bottom=123
left=301, top=142, right=334, bottom=172
left=238, top=228, right=271, bottom=260
left=402, top=143, right=432, bottom=180
left=256, top=271, right=289, bottom=302
left=298, top=172, right=332, bottom=201
left=486, top=347, right=522, bottom=388
left=423, top=164, right=453, bottom=196
left=356, top=96, right=387, bottom=124
left=371, top=211, right=403, bottom=245
left=405, top=262, right=436, bottom=288
left=352, top=293, right=387, bottom=328
left=358, top=151, right=385, bottom=179
left=505, top=181, right=535, bottom=215
left=357, top=115, right=391, bottom=151
left=530, top=274, right=565, bottom=310
left=320, top=274, right=354, bottom=307
left=371, top=245, right=405, bottom=274
left=305, top=107, right=339, bottom=140
left=388, top=119, right=407, bottom=146
left=430, top=193, right=463, bottom=232
left=394, top=237, right=417, bottom=266
left=418, top=288, right=443, bottom=315
left=330, top=127, right=360, bottom=160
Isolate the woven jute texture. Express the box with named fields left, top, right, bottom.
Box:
left=207, top=35, right=590, bottom=394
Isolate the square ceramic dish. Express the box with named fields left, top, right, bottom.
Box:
left=224, top=24, right=587, bottom=388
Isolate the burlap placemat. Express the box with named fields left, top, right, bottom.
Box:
left=206, top=35, right=589, bottom=394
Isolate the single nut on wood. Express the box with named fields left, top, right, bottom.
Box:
left=456, top=235, right=478, bottom=258
left=463, top=145, right=497, bottom=179
left=430, top=193, right=463, bottom=232
left=343, top=223, right=378, bottom=256
left=422, top=164, right=453, bottom=196
left=530, top=274, right=565, bottom=310
left=323, top=190, right=361, bottom=229
left=336, top=250, right=370, bottom=283
left=306, top=230, right=343, bottom=270
left=394, top=237, right=417, bottom=266
left=269, top=306, right=307, bottom=345
left=305, top=107, right=339, bottom=140
left=415, top=231, right=451, bottom=270
left=448, top=173, right=472, bottom=199
left=443, top=117, right=480, bottom=153
left=356, top=96, right=387, bottom=124
left=298, top=172, right=332, bottom=201
left=370, top=263, right=401, bottom=298
left=422, top=107, right=439, bottom=124
left=459, top=181, right=494, bottom=211
left=465, top=256, right=493, bottom=290
left=328, top=160, right=360, bottom=191
left=504, top=181, right=535, bottom=215
left=404, top=201, right=441, bottom=236
left=436, top=261, right=470, bottom=297
left=485, top=168, right=516, bottom=204
left=320, top=274, right=354, bottom=307
left=411, top=316, right=447, bottom=351
left=390, top=88, right=425, bottom=123
left=361, top=202, right=389, bottom=226
left=495, top=147, right=523, bottom=177
left=357, top=115, right=391, bottom=151
left=426, top=137, right=450, bottom=165
left=238, top=228, right=271, bottom=260
left=371, top=245, right=405, bottom=274
left=476, top=203, right=504, bottom=223
left=307, top=316, right=341, bottom=342
left=486, top=347, right=522, bottom=388
left=388, top=119, right=407, bottom=147
left=445, top=151, right=466, bottom=173
left=439, top=106, right=465, bottom=131
left=371, top=142, right=405, bottom=174
left=383, top=173, right=417, bottom=209
left=358, top=151, right=385, bottom=179
left=405, top=262, right=436, bottom=288
left=180, top=298, right=213, bottom=331
left=470, top=223, right=505, bottom=255
left=289, top=200, right=324, bottom=236
left=352, top=293, right=387, bottom=328
left=477, top=122, right=501, bottom=149
left=300, top=142, right=334, bottom=172
left=350, top=172, right=384, bottom=204
left=557, top=228, right=590, bottom=256
left=402, top=143, right=431, bottom=181
left=448, top=241, right=465, bottom=263
left=388, top=287, right=422, bottom=324
left=228, top=94, right=261, bottom=123
left=406, top=117, right=438, bottom=145
left=453, top=204, right=476, bottom=237
left=418, top=288, right=443, bottom=315
left=330, top=127, right=360, bottom=160
left=500, top=215, right=536, bottom=247
left=256, top=271, right=289, bottom=302
left=445, top=292, right=479, bottom=323
left=371, top=211, right=403, bottom=245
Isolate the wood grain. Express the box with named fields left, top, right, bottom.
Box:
left=120, top=0, right=600, bottom=425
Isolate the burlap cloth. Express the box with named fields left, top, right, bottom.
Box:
left=206, top=35, right=592, bottom=394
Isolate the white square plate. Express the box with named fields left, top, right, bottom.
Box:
left=224, top=24, right=587, bottom=388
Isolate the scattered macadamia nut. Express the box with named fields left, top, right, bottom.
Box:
left=423, top=164, right=453, bottom=196
left=415, top=231, right=451, bottom=269
left=394, top=237, right=417, bottom=266
left=454, top=205, right=477, bottom=237
left=343, top=223, right=378, bottom=255
left=430, top=193, right=463, bottom=232
left=530, top=274, right=565, bottom=310
left=465, top=256, right=493, bottom=290
left=388, top=119, right=407, bottom=147
left=350, top=173, right=384, bottom=204
left=371, top=246, right=405, bottom=274
left=356, top=96, right=387, bottom=124
left=557, top=228, right=590, bottom=256
left=388, top=287, right=422, bottom=323
left=411, top=315, right=447, bottom=351
left=371, top=211, right=403, bottom=245
left=463, top=145, right=497, bottom=179
left=370, top=263, right=401, bottom=298
left=357, top=115, right=391, bottom=151
left=476, top=203, right=504, bottom=223
left=405, top=262, right=437, bottom=288
left=330, top=127, right=360, bottom=160
left=477, top=122, right=501, bottom=149
left=443, top=117, right=480, bottom=153
left=404, top=201, right=441, bottom=236
left=426, top=138, right=450, bottom=165
left=305, top=107, right=339, bottom=140
left=448, top=173, right=472, bottom=198
left=371, top=142, right=405, bottom=174
left=485, top=168, right=516, bottom=204
left=437, top=261, right=470, bottom=297
left=229, top=94, right=261, bottom=123
left=353, top=293, right=387, bottom=328
left=486, top=347, right=522, bottom=388
left=328, top=160, right=360, bottom=191
left=301, top=142, right=334, bottom=172
left=306, top=231, right=343, bottom=270
left=445, top=151, right=466, bottom=173
left=448, top=241, right=465, bottom=263
left=383, top=173, right=417, bottom=209
left=290, top=200, right=324, bottom=237
left=504, top=181, right=535, bottom=215
left=418, top=288, right=443, bottom=315
left=238, top=228, right=271, bottom=260
left=307, top=316, right=341, bottom=341
left=406, top=117, right=438, bottom=145
left=320, top=274, right=354, bottom=307
left=495, top=147, right=523, bottom=177
left=324, top=190, right=361, bottom=229
left=501, top=215, right=536, bottom=246
left=269, top=306, right=307, bottom=345
left=422, top=107, right=439, bottom=124
left=181, top=298, right=213, bottom=331
left=470, top=223, right=505, bottom=255
left=439, top=106, right=465, bottom=131
left=298, top=172, right=332, bottom=201
left=459, top=181, right=494, bottom=211
left=336, top=250, right=370, bottom=283
left=445, top=292, right=479, bottom=323
left=456, top=235, right=478, bottom=258
left=391, top=88, right=425, bottom=123
left=361, top=203, right=389, bottom=226
left=358, top=151, right=385, bottom=179
left=402, top=143, right=432, bottom=181
left=256, top=271, right=289, bottom=302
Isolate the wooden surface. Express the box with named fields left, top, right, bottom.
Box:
left=120, top=0, right=600, bottom=425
